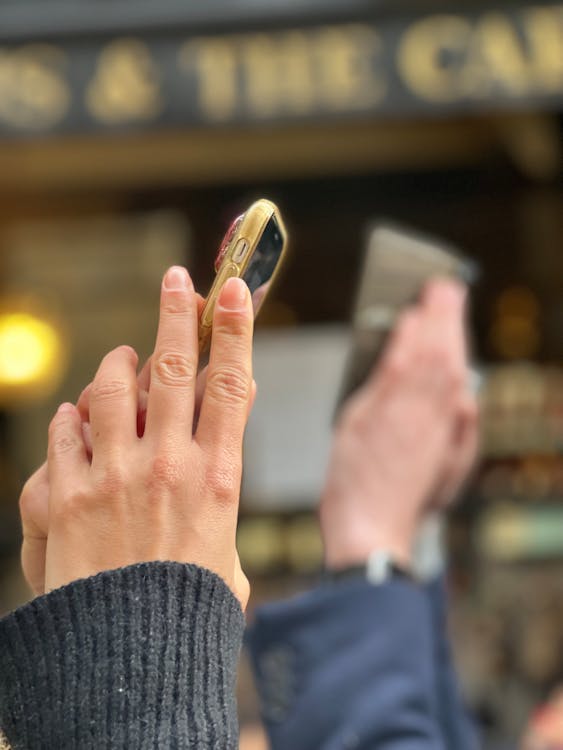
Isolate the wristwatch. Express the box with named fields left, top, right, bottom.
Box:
left=325, top=550, right=415, bottom=585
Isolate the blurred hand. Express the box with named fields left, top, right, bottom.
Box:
left=521, top=688, right=563, bottom=750
left=319, top=279, right=478, bottom=570
left=20, top=267, right=255, bottom=608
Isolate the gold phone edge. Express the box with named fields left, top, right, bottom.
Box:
left=198, top=199, right=288, bottom=354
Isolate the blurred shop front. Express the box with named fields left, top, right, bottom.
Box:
left=0, top=1, right=562, bottom=747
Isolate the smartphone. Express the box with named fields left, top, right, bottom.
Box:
left=335, top=223, right=479, bottom=413
left=198, top=199, right=288, bottom=353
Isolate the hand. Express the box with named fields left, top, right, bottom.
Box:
left=428, top=388, right=479, bottom=510
left=319, top=280, right=477, bottom=570
left=22, top=266, right=254, bottom=608
left=20, top=289, right=209, bottom=598
left=19, top=287, right=205, bottom=598
left=75, top=289, right=208, bottom=448
left=20, top=463, right=49, bottom=596
left=20, top=284, right=257, bottom=600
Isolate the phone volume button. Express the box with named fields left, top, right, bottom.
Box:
left=218, top=262, right=239, bottom=280
left=232, top=238, right=249, bottom=263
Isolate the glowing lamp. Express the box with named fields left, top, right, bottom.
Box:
left=0, top=311, right=65, bottom=403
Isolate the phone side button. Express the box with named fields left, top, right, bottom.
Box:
left=216, top=262, right=239, bottom=285
left=232, top=238, right=249, bottom=263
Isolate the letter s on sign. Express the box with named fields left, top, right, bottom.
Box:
left=0, top=45, right=69, bottom=130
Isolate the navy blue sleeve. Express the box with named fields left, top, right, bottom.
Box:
left=425, top=577, right=479, bottom=750
left=247, top=578, right=446, bottom=750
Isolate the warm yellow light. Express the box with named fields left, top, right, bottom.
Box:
left=0, top=313, right=62, bottom=387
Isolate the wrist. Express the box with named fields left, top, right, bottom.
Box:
left=324, top=549, right=416, bottom=587
left=322, top=524, right=416, bottom=572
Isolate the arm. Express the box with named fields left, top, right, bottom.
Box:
left=414, top=516, right=479, bottom=749
left=250, top=281, right=479, bottom=750
left=426, top=576, right=479, bottom=750
left=0, top=563, right=243, bottom=748
left=3, top=267, right=255, bottom=749
left=247, top=577, right=445, bottom=750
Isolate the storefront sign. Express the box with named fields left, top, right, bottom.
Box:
left=0, top=3, right=561, bottom=136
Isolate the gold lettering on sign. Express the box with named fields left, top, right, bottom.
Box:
left=464, top=13, right=530, bottom=95
left=314, top=25, right=385, bottom=109
left=240, top=31, right=314, bottom=117
left=86, top=40, right=161, bottom=123
left=179, top=39, right=238, bottom=121
left=0, top=45, right=69, bottom=129
left=398, top=16, right=472, bottom=102
left=180, top=24, right=385, bottom=121
left=525, top=6, right=563, bottom=91
left=399, top=7, right=563, bottom=102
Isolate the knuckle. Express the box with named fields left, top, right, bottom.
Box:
left=207, top=366, right=251, bottom=405
left=95, top=463, right=127, bottom=498
left=91, top=378, right=131, bottom=402
left=213, top=313, right=251, bottom=339
left=147, top=454, right=185, bottom=493
left=154, top=352, right=196, bottom=387
left=53, top=435, right=78, bottom=455
left=51, top=485, right=91, bottom=525
left=205, top=463, right=239, bottom=505
left=161, top=297, right=191, bottom=315
left=48, top=422, right=80, bottom=455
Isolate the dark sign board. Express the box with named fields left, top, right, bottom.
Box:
left=0, top=2, right=561, bottom=137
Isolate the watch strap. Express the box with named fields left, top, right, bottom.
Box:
left=325, top=550, right=415, bottom=585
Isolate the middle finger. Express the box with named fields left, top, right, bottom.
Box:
left=144, top=266, right=199, bottom=443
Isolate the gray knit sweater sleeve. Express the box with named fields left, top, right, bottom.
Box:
left=0, top=562, right=244, bottom=749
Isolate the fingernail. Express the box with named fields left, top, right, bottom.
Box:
left=164, top=266, right=191, bottom=291
left=57, top=402, right=75, bottom=415
left=218, top=277, right=248, bottom=310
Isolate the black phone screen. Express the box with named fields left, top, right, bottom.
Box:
left=243, top=215, right=285, bottom=313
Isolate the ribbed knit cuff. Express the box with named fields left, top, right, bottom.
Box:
left=0, top=562, right=244, bottom=749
